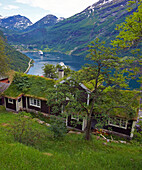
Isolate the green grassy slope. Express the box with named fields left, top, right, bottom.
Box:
left=0, top=109, right=141, bottom=170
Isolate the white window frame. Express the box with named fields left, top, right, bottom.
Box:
left=108, top=117, right=128, bottom=129
left=71, top=115, right=79, bottom=121
left=8, top=98, right=13, bottom=104
left=29, top=98, right=41, bottom=108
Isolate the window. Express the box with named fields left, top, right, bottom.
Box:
left=71, top=115, right=79, bottom=121
left=29, top=98, right=41, bottom=108
left=8, top=98, right=13, bottom=104
left=108, top=117, right=128, bottom=129
left=18, top=98, right=21, bottom=102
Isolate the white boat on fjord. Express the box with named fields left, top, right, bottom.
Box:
left=38, top=50, right=43, bottom=55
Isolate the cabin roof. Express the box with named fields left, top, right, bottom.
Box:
left=0, top=76, right=7, bottom=81
left=0, top=83, right=10, bottom=95
left=3, top=73, right=55, bottom=99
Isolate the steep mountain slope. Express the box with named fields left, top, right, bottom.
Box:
left=0, top=15, right=32, bottom=31
left=0, top=30, right=30, bottom=72
left=7, top=0, right=137, bottom=56
left=26, top=14, right=64, bottom=31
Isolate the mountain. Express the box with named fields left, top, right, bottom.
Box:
left=26, top=14, right=64, bottom=31
left=6, top=0, right=138, bottom=56
left=0, top=30, right=30, bottom=72
left=0, top=15, right=32, bottom=31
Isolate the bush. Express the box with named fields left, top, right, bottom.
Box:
left=49, top=116, right=67, bottom=139
left=133, top=119, right=142, bottom=144
left=7, top=114, right=47, bottom=147
left=0, top=105, right=6, bottom=112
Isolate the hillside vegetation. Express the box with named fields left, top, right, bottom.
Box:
left=0, top=30, right=30, bottom=72
left=0, top=109, right=141, bottom=170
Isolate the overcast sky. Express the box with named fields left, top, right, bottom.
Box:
left=0, top=0, right=99, bottom=23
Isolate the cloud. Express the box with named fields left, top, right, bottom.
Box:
left=3, top=5, right=19, bottom=10
left=0, top=3, right=2, bottom=6
left=15, top=0, right=98, bottom=17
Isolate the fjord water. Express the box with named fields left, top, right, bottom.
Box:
left=24, top=52, right=87, bottom=76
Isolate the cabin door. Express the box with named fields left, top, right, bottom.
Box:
left=18, top=98, right=22, bottom=111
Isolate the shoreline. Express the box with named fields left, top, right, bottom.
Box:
left=20, top=50, right=38, bottom=53
left=24, top=59, right=33, bottom=74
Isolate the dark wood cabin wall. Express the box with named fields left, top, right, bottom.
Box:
left=103, top=120, right=133, bottom=136
left=22, top=96, right=26, bottom=108
left=0, top=97, right=4, bottom=105
left=0, top=98, right=2, bottom=105
left=41, top=100, right=49, bottom=113
left=27, top=97, right=50, bottom=114
left=6, top=98, right=16, bottom=111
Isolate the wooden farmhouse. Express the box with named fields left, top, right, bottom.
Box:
left=1, top=72, right=140, bottom=139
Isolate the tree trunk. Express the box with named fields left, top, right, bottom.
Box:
left=84, top=65, right=100, bottom=140
left=84, top=114, right=92, bottom=140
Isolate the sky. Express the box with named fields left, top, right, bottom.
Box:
left=0, top=0, right=99, bottom=23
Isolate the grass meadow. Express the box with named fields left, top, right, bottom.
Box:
left=0, top=110, right=141, bottom=170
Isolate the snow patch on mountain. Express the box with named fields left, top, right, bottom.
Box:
left=57, top=17, right=65, bottom=22
left=99, top=0, right=113, bottom=6
left=0, top=15, right=33, bottom=30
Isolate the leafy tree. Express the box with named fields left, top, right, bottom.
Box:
left=64, top=66, right=72, bottom=76
left=112, top=0, right=142, bottom=88
left=43, top=63, right=72, bottom=79
left=133, top=117, right=142, bottom=144
left=112, top=0, right=142, bottom=48
left=42, top=64, right=57, bottom=79
left=74, top=39, right=138, bottom=140
left=46, top=39, right=139, bottom=140
left=0, top=37, right=8, bottom=76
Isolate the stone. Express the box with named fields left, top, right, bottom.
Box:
left=106, top=139, right=110, bottom=143
left=1, top=123, right=9, bottom=127
left=120, top=140, right=127, bottom=144
left=68, top=130, right=76, bottom=134
left=43, top=153, right=53, bottom=156
left=96, top=136, right=101, bottom=140
left=45, top=123, right=50, bottom=127
left=76, top=132, right=81, bottom=134
left=24, top=115, right=30, bottom=118
left=112, top=140, right=119, bottom=143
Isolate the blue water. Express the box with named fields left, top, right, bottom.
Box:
left=23, top=52, right=87, bottom=76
